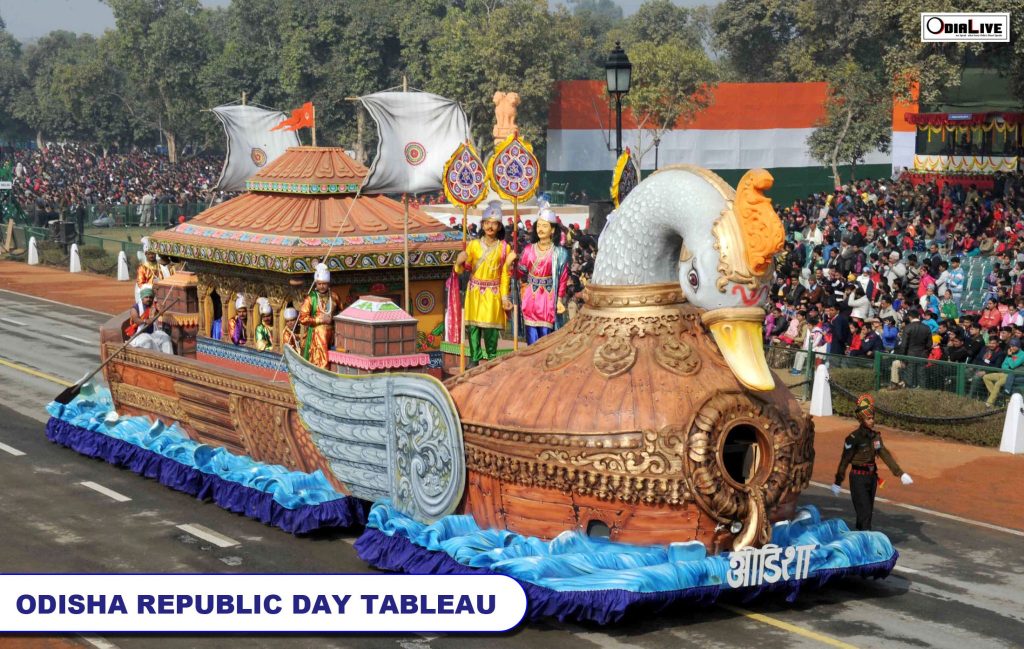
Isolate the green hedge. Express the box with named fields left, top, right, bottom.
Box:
left=829, top=368, right=1003, bottom=447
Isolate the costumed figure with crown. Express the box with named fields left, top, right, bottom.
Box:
left=832, top=395, right=914, bottom=531
left=515, top=204, right=570, bottom=344
left=281, top=307, right=301, bottom=355
left=299, top=263, right=342, bottom=368
left=454, top=200, right=515, bottom=362
left=254, top=298, right=274, bottom=352
left=230, top=295, right=249, bottom=346
left=135, top=237, right=160, bottom=302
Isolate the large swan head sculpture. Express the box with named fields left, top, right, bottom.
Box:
left=593, top=165, right=785, bottom=390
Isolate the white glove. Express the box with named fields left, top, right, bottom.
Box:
left=830, top=483, right=842, bottom=496
left=901, top=473, right=914, bottom=486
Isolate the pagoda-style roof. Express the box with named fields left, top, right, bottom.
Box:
left=337, top=296, right=418, bottom=324
left=245, top=147, right=368, bottom=194
left=149, top=147, right=461, bottom=275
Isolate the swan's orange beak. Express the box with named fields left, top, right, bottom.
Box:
left=702, top=308, right=775, bottom=391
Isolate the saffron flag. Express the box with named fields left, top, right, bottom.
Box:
left=211, top=105, right=301, bottom=192
left=359, top=91, right=471, bottom=194
left=271, top=102, right=315, bottom=132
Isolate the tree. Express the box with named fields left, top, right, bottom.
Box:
left=49, top=34, right=133, bottom=154
left=807, top=59, right=891, bottom=187
left=412, top=0, right=576, bottom=156
left=622, top=39, right=718, bottom=163
left=11, top=31, right=82, bottom=146
left=867, top=0, right=1024, bottom=104
left=712, top=0, right=799, bottom=82
left=105, top=0, right=215, bottom=162
left=0, top=18, right=27, bottom=139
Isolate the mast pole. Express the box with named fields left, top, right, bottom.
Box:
left=402, top=75, right=410, bottom=313
left=312, top=104, right=317, bottom=147
left=512, top=197, right=520, bottom=352
left=459, top=204, right=469, bottom=373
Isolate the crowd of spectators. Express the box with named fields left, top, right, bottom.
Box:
left=764, top=169, right=1024, bottom=406
left=4, top=143, right=226, bottom=225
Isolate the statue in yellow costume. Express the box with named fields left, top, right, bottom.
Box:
left=454, top=201, right=515, bottom=362
left=299, top=263, right=341, bottom=368
left=135, top=237, right=160, bottom=303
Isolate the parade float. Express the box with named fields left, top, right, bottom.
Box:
left=45, top=94, right=898, bottom=624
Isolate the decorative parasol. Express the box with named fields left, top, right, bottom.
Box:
left=487, top=131, right=540, bottom=351
left=443, top=141, right=488, bottom=371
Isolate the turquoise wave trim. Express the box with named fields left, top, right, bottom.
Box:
left=46, top=386, right=345, bottom=509
left=366, top=501, right=896, bottom=593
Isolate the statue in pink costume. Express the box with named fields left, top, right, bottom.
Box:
left=515, top=206, right=570, bottom=344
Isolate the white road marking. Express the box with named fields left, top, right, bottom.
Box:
left=893, top=565, right=920, bottom=574
left=80, top=481, right=132, bottom=502
left=0, top=317, right=26, bottom=326
left=810, top=481, right=1024, bottom=537
left=0, top=442, right=26, bottom=456
left=80, top=635, right=121, bottom=649
left=0, top=288, right=113, bottom=316
left=177, top=523, right=240, bottom=548
left=61, top=334, right=95, bottom=345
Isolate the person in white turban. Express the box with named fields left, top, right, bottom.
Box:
left=135, top=236, right=159, bottom=303
left=254, top=298, right=274, bottom=352
left=281, top=306, right=301, bottom=354
left=231, top=294, right=248, bottom=346
left=299, top=263, right=341, bottom=367
left=126, top=285, right=174, bottom=354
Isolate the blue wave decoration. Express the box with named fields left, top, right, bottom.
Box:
left=45, top=386, right=365, bottom=534
left=355, top=501, right=898, bottom=623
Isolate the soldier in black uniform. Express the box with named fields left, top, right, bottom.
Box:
left=832, top=395, right=914, bottom=530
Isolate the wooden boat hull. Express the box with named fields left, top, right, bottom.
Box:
left=99, top=312, right=346, bottom=493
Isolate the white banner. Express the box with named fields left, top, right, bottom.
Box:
left=361, top=91, right=471, bottom=194
left=211, top=105, right=301, bottom=192
left=0, top=574, right=526, bottom=632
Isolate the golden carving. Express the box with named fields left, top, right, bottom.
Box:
left=593, top=336, right=636, bottom=377
left=682, top=392, right=813, bottom=539
left=230, top=395, right=295, bottom=468
left=734, top=169, right=784, bottom=276
left=584, top=283, right=684, bottom=308
left=106, top=345, right=296, bottom=407
left=110, top=383, right=188, bottom=423
left=540, top=288, right=691, bottom=375
left=655, top=336, right=701, bottom=375
left=465, top=426, right=691, bottom=506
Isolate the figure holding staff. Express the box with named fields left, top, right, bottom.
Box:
left=454, top=201, right=514, bottom=364
left=487, top=131, right=540, bottom=351
left=443, top=141, right=489, bottom=370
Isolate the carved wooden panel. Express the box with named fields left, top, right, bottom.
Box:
left=230, top=395, right=294, bottom=469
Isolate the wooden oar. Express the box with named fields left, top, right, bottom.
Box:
left=54, top=297, right=180, bottom=405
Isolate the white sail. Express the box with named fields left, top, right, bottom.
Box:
left=360, top=91, right=471, bottom=194
left=211, top=105, right=301, bottom=192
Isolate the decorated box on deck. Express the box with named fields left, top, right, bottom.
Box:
left=154, top=271, right=200, bottom=357
left=330, top=296, right=430, bottom=375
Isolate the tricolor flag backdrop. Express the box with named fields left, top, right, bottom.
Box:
left=546, top=81, right=902, bottom=204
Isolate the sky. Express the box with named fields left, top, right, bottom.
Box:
left=0, top=0, right=714, bottom=42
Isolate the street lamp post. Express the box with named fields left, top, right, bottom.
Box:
left=653, top=135, right=661, bottom=170
left=605, top=41, right=632, bottom=158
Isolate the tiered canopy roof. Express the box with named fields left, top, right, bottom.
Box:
left=150, top=147, right=460, bottom=275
